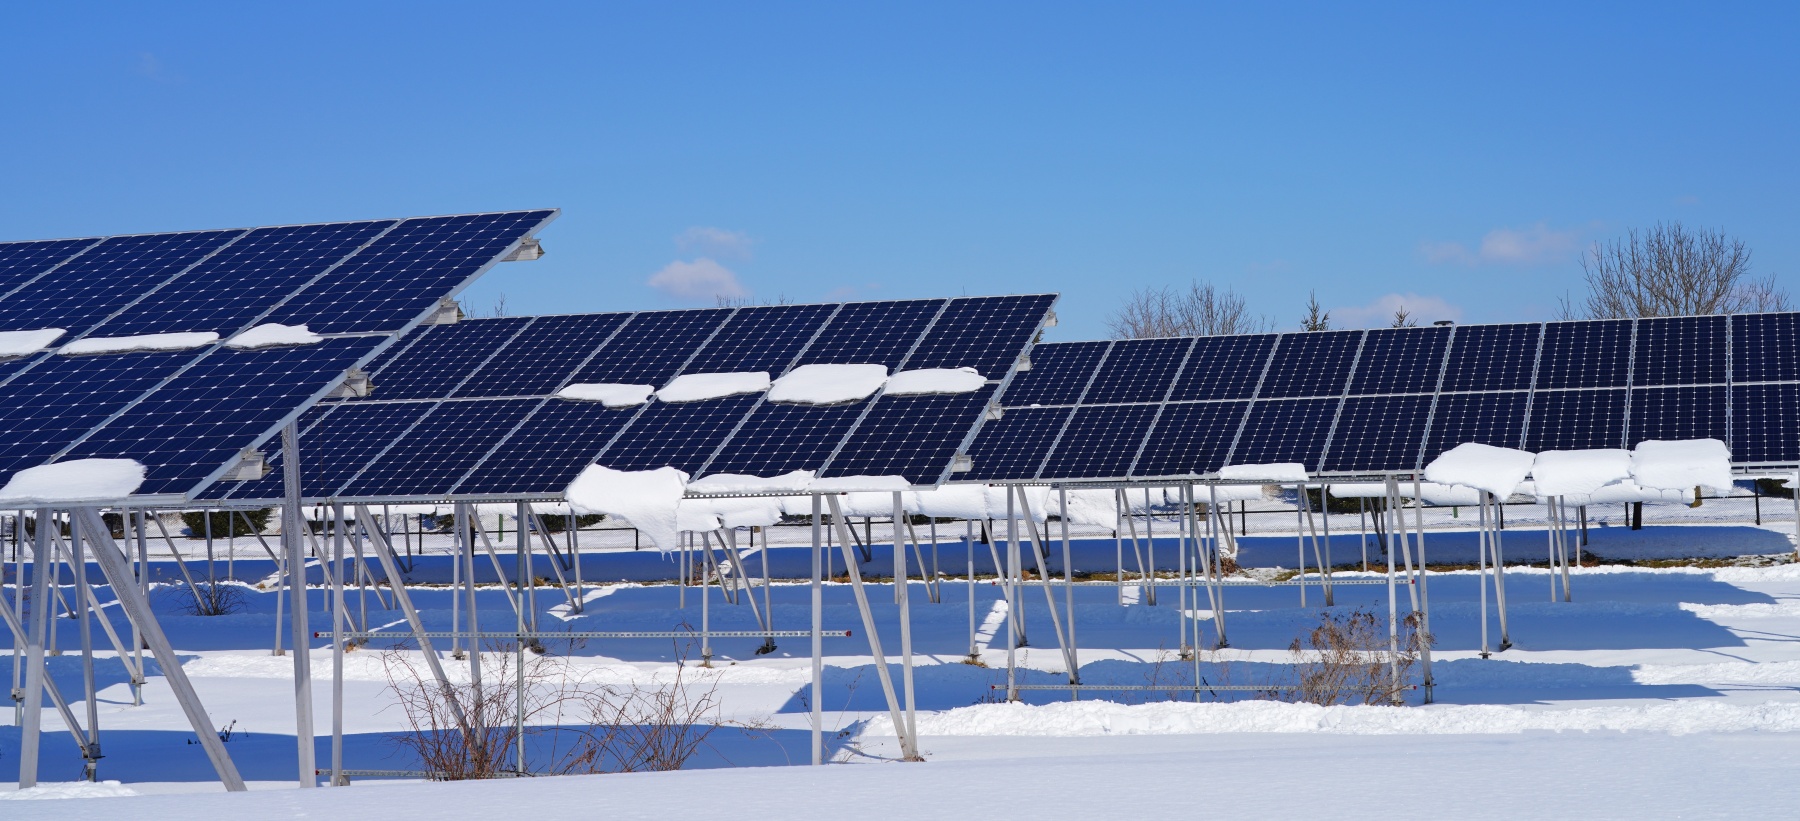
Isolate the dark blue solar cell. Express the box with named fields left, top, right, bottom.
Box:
left=572, top=309, right=732, bottom=386
left=455, top=398, right=637, bottom=495
left=1629, top=386, right=1728, bottom=446
left=1423, top=392, right=1529, bottom=463
left=1536, top=320, right=1632, bottom=389
left=0, top=230, right=243, bottom=335
left=0, top=350, right=197, bottom=483
left=821, top=387, right=999, bottom=485
left=1322, top=395, right=1434, bottom=472
left=365, top=318, right=531, bottom=401
left=1080, top=338, right=1194, bottom=405
left=338, top=399, right=541, bottom=498
left=1526, top=389, right=1627, bottom=451
left=682, top=303, right=837, bottom=374
left=793, top=299, right=944, bottom=369
left=66, top=338, right=384, bottom=495
left=1038, top=404, right=1161, bottom=479
left=1166, top=335, right=1277, bottom=402
left=1256, top=331, right=1363, bottom=398
left=902, top=295, right=1057, bottom=378
left=1348, top=327, right=1449, bottom=395
left=1731, top=383, right=1800, bottom=464
left=1131, top=401, right=1248, bottom=477
left=998, top=342, right=1107, bottom=406
left=699, top=399, right=865, bottom=478
left=207, top=402, right=434, bottom=501
left=1227, top=398, right=1340, bottom=469
left=91, top=220, right=394, bottom=337
left=598, top=395, right=761, bottom=474
left=1731, top=313, right=1800, bottom=383
left=1440, top=324, right=1540, bottom=392
left=963, top=406, right=1072, bottom=481
left=267, top=210, right=555, bottom=333
left=0, top=238, right=95, bottom=299
left=452, top=314, right=630, bottom=398
left=1633, top=316, right=1726, bottom=387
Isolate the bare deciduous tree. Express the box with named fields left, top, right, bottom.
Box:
left=1559, top=223, right=1789, bottom=319
left=1106, top=281, right=1272, bottom=338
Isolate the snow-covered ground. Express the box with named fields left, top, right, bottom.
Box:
left=4, top=507, right=1800, bottom=818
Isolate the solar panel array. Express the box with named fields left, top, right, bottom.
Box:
left=0, top=210, right=557, bottom=500
left=966, top=313, right=1800, bottom=482
left=206, top=295, right=1058, bottom=502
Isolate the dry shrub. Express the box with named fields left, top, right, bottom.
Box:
left=1283, top=608, right=1429, bottom=706
left=381, top=643, right=725, bottom=779
left=168, top=581, right=248, bottom=616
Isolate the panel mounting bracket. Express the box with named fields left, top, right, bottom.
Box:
left=502, top=237, right=544, bottom=262
left=329, top=368, right=373, bottom=399
left=222, top=448, right=270, bottom=482
left=422, top=297, right=462, bottom=325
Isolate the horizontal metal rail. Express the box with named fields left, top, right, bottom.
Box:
left=1038, top=577, right=1408, bottom=588
left=321, top=768, right=532, bottom=779
left=320, top=629, right=851, bottom=640
left=995, top=683, right=1420, bottom=692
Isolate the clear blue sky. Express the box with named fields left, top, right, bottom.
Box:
left=4, top=3, right=1796, bottom=340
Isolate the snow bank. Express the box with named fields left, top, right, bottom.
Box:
left=564, top=465, right=688, bottom=550
left=1630, top=439, right=1733, bottom=492
left=907, top=485, right=994, bottom=520
left=1053, top=488, right=1122, bottom=527
left=1219, top=462, right=1309, bottom=483
left=688, top=470, right=816, bottom=494
left=0, top=328, right=65, bottom=358
left=224, top=323, right=323, bottom=349
left=0, top=780, right=137, bottom=800
left=810, top=474, right=912, bottom=492
left=883, top=367, right=986, bottom=396
left=555, top=382, right=654, bottom=408
left=0, top=459, right=146, bottom=505
left=767, top=364, right=888, bottom=405
left=1424, top=443, right=1536, bottom=499
left=1531, top=449, right=1632, bottom=497
left=687, top=496, right=784, bottom=529
left=1550, top=481, right=1687, bottom=505
left=58, top=331, right=218, bottom=356
left=656, top=372, right=770, bottom=403
left=866, top=698, right=1800, bottom=739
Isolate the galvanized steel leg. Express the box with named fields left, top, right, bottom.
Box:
left=281, top=423, right=316, bottom=787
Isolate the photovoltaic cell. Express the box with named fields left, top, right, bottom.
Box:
left=1166, top=335, right=1276, bottom=402
left=1526, top=389, right=1627, bottom=451
left=1348, top=328, right=1448, bottom=395
left=1439, top=325, right=1539, bottom=392
left=1037, top=404, right=1161, bottom=479
left=1633, top=316, right=1727, bottom=387
left=965, top=406, right=1071, bottom=481
left=795, top=300, right=944, bottom=369
left=680, top=304, right=836, bottom=375
left=1629, top=386, right=1728, bottom=445
left=1228, top=398, right=1340, bottom=468
left=1077, top=338, right=1193, bottom=405
left=998, top=341, right=1108, bottom=406
left=1535, top=320, right=1632, bottom=389
left=904, top=295, right=1056, bottom=378
left=1731, top=383, right=1800, bottom=464
left=1131, top=401, right=1248, bottom=477
left=1424, top=392, right=1528, bottom=463
left=1322, top=395, right=1434, bottom=472
left=365, top=318, right=531, bottom=401
left=1256, top=331, right=1362, bottom=399
left=452, top=314, right=629, bottom=398
left=823, top=388, right=999, bottom=484
left=1732, top=313, right=1800, bottom=384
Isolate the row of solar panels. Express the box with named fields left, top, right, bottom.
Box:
left=962, top=314, right=1800, bottom=481
left=205, top=295, right=1058, bottom=501
left=0, top=211, right=557, bottom=499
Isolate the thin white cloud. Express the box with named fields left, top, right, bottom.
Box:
left=1332, top=293, right=1463, bottom=328
left=647, top=258, right=748, bottom=301
left=1421, top=223, right=1580, bottom=267
left=675, top=227, right=756, bottom=261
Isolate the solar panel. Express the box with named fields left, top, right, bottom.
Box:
left=1322, top=394, right=1434, bottom=472
left=1227, top=398, right=1340, bottom=467
left=1630, top=385, right=1729, bottom=444
left=1731, top=382, right=1800, bottom=464
left=1732, top=313, right=1800, bottom=384
left=1535, top=320, right=1633, bottom=389
left=1439, top=324, right=1539, bottom=392
left=998, top=341, right=1109, bottom=406
left=217, top=295, right=1058, bottom=501
left=1167, top=334, right=1277, bottom=401
left=964, top=406, right=1071, bottom=482
left=1037, top=404, right=1161, bottom=479
left=0, top=209, right=557, bottom=502
left=1080, top=338, right=1193, bottom=405
left=1256, top=330, right=1363, bottom=398
left=1424, top=392, right=1529, bottom=464
left=1130, top=401, right=1248, bottom=477
left=1634, top=315, right=1727, bottom=387
left=1348, top=327, right=1449, bottom=395
left=1526, top=389, right=1627, bottom=451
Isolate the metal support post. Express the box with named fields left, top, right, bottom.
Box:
left=281, top=423, right=316, bottom=786
left=824, top=496, right=916, bottom=760
left=69, top=517, right=101, bottom=781
left=1411, top=476, right=1434, bottom=703
left=1383, top=480, right=1401, bottom=702
left=331, top=503, right=347, bottom=786
left=18, top=508, right=50, bottom=787
left=810, top=496, right=823, bottom=766
left=891, top=492, right=918, bottom=759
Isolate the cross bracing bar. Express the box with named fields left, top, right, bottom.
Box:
left=323, top=630, right=851, bottom=640
left=997, top=684, right=1420, bottom=693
